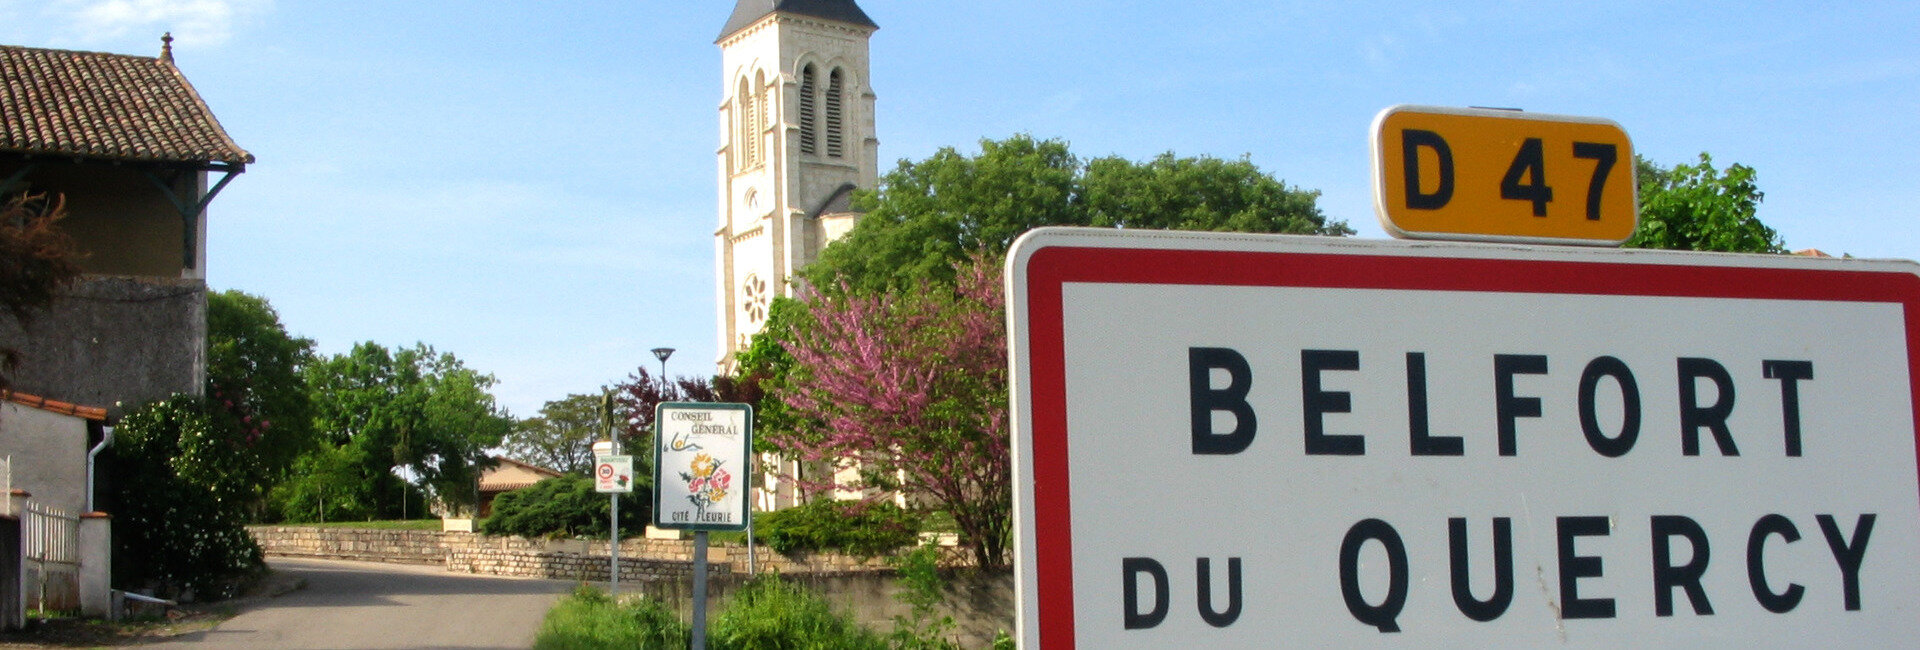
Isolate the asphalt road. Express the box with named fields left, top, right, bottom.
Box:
left=147, top=558, right=574, bottom=649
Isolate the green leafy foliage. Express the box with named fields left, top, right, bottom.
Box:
left=709, top=576, right=890, bottom=650
left=888, top=543, right=960, bottom=650
left=803, top=134, right=1350, bottom=295
left=505, top=393, right=607, bottom=475
left=533, top=585, right=687, bottom=650
left=756, top=499, right=923, bottom=557
left=205, top=290, right=317, bottom=517
left=268, top=443, right=399, bottom=522
left=536, top=576, right=983, bottom=650
left=108, top=396, right=265, bottom=600
left=282, top=342, right=511, bottom=520
left=1628, top=153, right=1784, bottom=253
left=481, top=475, right=650, bottom=539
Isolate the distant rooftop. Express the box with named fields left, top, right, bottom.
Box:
left=719, top=0, right=877, bottom=40
left=0, top=39, right=253, bottom=168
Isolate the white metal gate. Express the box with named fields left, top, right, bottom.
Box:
left=24, top=503, right=79, bottom=613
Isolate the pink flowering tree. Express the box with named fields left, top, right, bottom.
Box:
left=766, top=257, right=1011, bottom=568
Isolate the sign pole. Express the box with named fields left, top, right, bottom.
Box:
left=651, top=401, right=751, bottom=650
left=609, top=490, right=619, bottom=596
left=691, top=530, right=709, bottom=649
left=603, top=390, right=619, bottom=597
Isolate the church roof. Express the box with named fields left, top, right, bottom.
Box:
left=719, top=0, right=877, bottom=40
left=0, top=41, right=253, bottom=168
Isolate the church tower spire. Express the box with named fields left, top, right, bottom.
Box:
left=715, top=0, right=879, bottom=366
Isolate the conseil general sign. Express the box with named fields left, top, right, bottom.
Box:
left=1006, top=227, right=1920, bottom=647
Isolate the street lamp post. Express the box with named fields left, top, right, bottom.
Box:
left=651, top=347, right=674, bottom=381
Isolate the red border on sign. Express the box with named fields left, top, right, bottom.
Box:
left=1019, top=245, right=1920, bottom=649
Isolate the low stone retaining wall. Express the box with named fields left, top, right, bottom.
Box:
left=247, top=526, right=966, bottom=578
left=248, top=527, right=450, bottom=565
left=247, top=526, right=1013, bottom=647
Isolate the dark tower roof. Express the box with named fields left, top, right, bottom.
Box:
left=719, top=0, right=877, bottom=40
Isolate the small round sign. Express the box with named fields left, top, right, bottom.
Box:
left=598, top=464, right=615, bottom=479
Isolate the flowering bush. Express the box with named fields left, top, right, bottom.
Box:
left=108, top=397, right=265, bottom=600
left=767, top=257, right=1010, bottom=567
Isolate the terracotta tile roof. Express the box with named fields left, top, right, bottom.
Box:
left=0, top=43, right=252, bottom=167
left=478, top=456, right=566, bottom=492
left=1, top=389, right=107, bottom=421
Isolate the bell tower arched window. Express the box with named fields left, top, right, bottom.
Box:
left=736, top=76, right=756, bottom=171
left=754, top=70, right=769, bottom=164
left=825, top=68, right=845, bottom=158
left=799, top=64, right=819, bottom=156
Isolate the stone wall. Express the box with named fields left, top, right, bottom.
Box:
left=247, top=526, right=1014, bottom=647
left=248, top=527, right=450, bottom=565
left=246, top=526, right=965, bottom=577
left=0, top=276, right=206, bottom=419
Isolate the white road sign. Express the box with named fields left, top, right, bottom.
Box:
left=1007, top=227, right=1920, bottom=647
left=594, top=455, right=633, bottom=493
left=653, top=402, right=752, bottom=532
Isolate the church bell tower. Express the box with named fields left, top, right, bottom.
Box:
left=715, top=0, right=879, bottom=366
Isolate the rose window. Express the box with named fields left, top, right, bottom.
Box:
left=742, top=273, right=769, bottom=323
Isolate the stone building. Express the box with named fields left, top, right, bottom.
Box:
left=0, top=37, right=247, bottom=624
left=0, top=37, right=252, bottom=416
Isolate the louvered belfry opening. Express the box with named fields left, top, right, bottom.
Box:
left=737, top=76, right=755, bottom=170
left=825, top=68, right=845, bottom=158
left=799, top=64, right=818, bottom=156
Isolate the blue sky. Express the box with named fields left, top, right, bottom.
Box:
left=4, top=1, right=1915, bottom=417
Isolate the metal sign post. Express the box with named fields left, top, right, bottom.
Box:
left=653, top=402, right=752, bottom=650
left=593, top=452, right=634, bottom=594
left=595, top=394, right=634, bottom=596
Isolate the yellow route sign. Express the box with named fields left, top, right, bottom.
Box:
left=1371, top=105, right=1637, bottom=246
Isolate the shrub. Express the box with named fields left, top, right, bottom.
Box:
left=108, top=397, right=265, bottom=600
left=534, top=585, right=687, bottom=649
left=537, top=576, right=980, bottom=650
left=483, top=475, right=649, bottom=539
left=755, top=499, right=922, bottom=557
left=888, top=543, right=959, bottom=649
left=710, top=576, right=888, bottom=650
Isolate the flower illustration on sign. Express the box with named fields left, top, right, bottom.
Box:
left=679, top=452, right=731, bottom=516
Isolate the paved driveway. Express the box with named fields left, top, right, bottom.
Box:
left=147, top=558, right=574, bottom=649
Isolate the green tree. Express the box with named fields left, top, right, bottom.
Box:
left=269, top=443, right=374, bottom=522
left=1627, top=153, right=1783, bottom=253
left=0, top=193, right=80, bottom=389
left=803, top=134, right=1350, bottom=294
left=290, top=342, right=511, bottom=520
left=206, top=290, right=318, bottom=515
left=505, top=393, right=605, bottom=475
